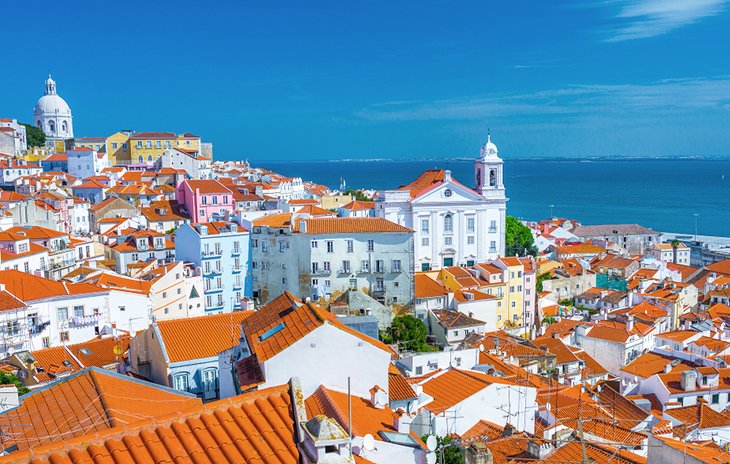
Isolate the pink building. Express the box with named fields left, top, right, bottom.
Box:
left=175, top=179, right=233, bottom=223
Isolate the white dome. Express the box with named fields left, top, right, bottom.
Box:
left=480, top=134, right=498, bottom=158
left=34, top=94, right=72, bottom=117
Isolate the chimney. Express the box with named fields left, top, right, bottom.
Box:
left=526, top=441, right=554, bottom=460
left=0, top=385, right=20, bottom=412
left=626, top=315, right=635, bottom=332
left=393, top=409, right=413, bottom=434
left=664, top=363, right=672, bottom=374
left=370, top=385, right=387, bottom=409
left=680, top=370, right=697, bottom=392
left=465, top=442, right=493, bottom=464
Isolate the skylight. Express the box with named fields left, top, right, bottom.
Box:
left=80, top=348, right=92, bottom=355
left=378, top=431, right=420, bottom=448
left=259, top=323, right=286, bottom=342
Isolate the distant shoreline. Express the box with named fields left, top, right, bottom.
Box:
left=252, top=156, right=730, bottom=163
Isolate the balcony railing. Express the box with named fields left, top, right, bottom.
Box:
left=69, top=315, right=101, bottom=328
left=201, top=250, right=222, bottom=258
left=204, top=286, right=224, bottom=293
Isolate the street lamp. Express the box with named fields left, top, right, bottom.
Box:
left=693, top=213, right=699, bottom=241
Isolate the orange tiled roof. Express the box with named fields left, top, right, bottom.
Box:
left=414, top=273, right=447, bottom=299
left=182, top=179, right=232, bottom=194
left=665, top=402, right=730, bottom=434
left=707, top=258, right=730, bottom=276
left=0, top=270, right=105, bottom=302
left=388, top=365, right=417, bottom=402
left=398, top=169, right=445, bottom=199
left=418, top=369, right=494, bottom=414
left=155, top=311, right=254, bottom=363
left=431, top=309, right=485, bottom=328
left=2, top=383, right=299, bottom=464
left=67, top=335, right=130, bottom=369
left=305, top=385, right=425, bottom=449
left=0, top=368, right=201, bottom=453
left=253, top=212, right=294, bottom=228
left=340, top=200, right=374, bottom=211
left=301, top=217, right=413, bottom=234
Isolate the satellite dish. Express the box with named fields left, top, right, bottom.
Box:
left=426, top=435, right=438, bottom=452
left=426, top=453, right=437, bottom=464
left=363, top=434, right=375, bottom=451
left=479, top=344, right=485, bottom=352
left=113, top=345, right=123, bottom=356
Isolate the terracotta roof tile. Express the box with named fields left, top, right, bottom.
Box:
left=156, top=311, right=254, bottom=363
left=0, top=368, right=200, bottom=453
left=2, top=383, right=299, bottom=464
left=301, top=217, right=413, bottom=234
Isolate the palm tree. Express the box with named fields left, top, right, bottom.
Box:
left=671, top=239, right=681, bottom=264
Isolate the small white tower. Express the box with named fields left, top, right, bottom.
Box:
left=475, top=132, right=505, bottom=201
left=33, top=74, right=74, bottom=144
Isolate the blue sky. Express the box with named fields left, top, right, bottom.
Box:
left=4, top=0, right=730, bottom=160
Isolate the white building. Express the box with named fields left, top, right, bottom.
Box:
left=225, top=291, right=393, bottom=399
left=648, top=242, right=691, bottom=266
left=33, top=75, right=74, bottom=145
left=66, top=147, right=108, bottom=179
left=375, top=134, right=507, bottom=271
left=0, top=118, right=27, bottom=155
left=250, top=215, right=414, bottom=307
left=158, top=148, right=212, bottom=179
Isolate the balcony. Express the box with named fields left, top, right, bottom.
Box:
left=201, top=250, right=222, bottom=258
left=313, top=269, right=331, bottom=275
left=232, top=266, right=242, bottom=274
left=338, top=269, right=352, bottom=275
left=231, top=249, right=241, bottom=256
left=69, top=315, right=101, bottom=328
left=204, top=286, right=224, bottom=294
left=203, top=268, right=223, bottom=277
left=488, top=227, right=497, bottom=233
left=50, top=259, right=77, bottom=270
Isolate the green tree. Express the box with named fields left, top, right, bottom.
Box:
left=0, top=372, right=30, bottom=396
left=343, top=189, right=372, bottom=202
left=22, top=123, right=45, bottom=148
left=505, top=216, right=537, bottom=257
left=422, top=436, right=463, bottom=464
left=536, top=272, right=552, bottom=293
left=381, top=315, right=437, bottom=352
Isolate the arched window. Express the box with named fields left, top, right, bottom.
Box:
left=444, top=214, right=453, bottom=233
left=36, top=121, right=42, bottom=128
left=173, top=373, right=189, bottom=391
left=147, top=154, right=153, bottom=162
left=138, top=155, right=144, bottom=163
left=61, top=121, right=67, bottom=133
left=489, top=169, right=496, bottom=187
left=48, top=120, right=56, bottom=134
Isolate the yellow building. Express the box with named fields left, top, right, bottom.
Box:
left=129, top=132, right=201, bottom=165
left=106, top=131, right=133, bottom=164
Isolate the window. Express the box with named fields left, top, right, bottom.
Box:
left=146, top=140, right=152, bottom=148
left=326, top=241, right=334, bottom=253
left=444, top=237, right=452, bottom=246
left=312, top=278, right=319, bottom=286
left=202, top=196, right=207, bottom=205
left=73, top=306, right=84, bottom=317
left=122, top=143, right=128, bottom=149
left=467, top=217, right=475, bottom=233
left=444, top=214, right=453, bottom=233
left=312, top=262, right=319, bottom=273
left=342, top=260, right=351, bottom=273
left=112, top=142, right=118, bottom=149
left=346, top=240, right=354, bottom=253
left=444, top=189, right=452, bottom=198
left=367, top=240, right=374, bottom=252
left=173, top=374, right=189, bottom=391
left=467, top=236, right=475, bottom=245
left=712, top=394, right=720, bottom=404
left=311, top=240, right=318, bottom=248
left=119, top=306, right=126, bottom=312
left=392, top=260, right=401, bottom=272
left=261, top=241, right=268, bottom=252
left=489, top=241, right=497, bottom=252
left=489, top=220, right=497, bottom=233
left=57, top=307, right=68, bottom=321
left=212, top=196, right=218, bottom=205
left=422, top=237, right=429, bottom=246
left=421, top=219, right=429, bottom=234
left=60, top=331, right=70, bottom=342
left=165, top=141, right=171, bottom=148
left=349, top=279, right=358, bottom=290
left=375, top=278, right=384, bottom=291
left=252, top=239, right=258, bottom=248
left=376, top=260, right=385, bottom=273
left=42, top=337, right=50, bottom=348
left=323, top=261, right=331, bottom=272
left=155, top=140, right=161, bottom=148
left=233, top=241, right=240, bottom=254
left=24, top=262, right=29, bottom=273
left=361, top=260, right=369, bottom=272
left=416, top=366, right=423, bottom=375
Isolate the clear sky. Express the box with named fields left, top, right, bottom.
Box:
left=4, top=0, right=730, bottom=160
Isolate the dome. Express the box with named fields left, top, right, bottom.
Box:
left=34, top=94, right=72, bottom=117
left=480, top=134, right=498, bottom=158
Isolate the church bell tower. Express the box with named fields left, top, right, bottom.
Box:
left=475, top=132, right=506, bottom=201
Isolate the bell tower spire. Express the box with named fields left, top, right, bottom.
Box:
left=475, top=131, right=505, bottom=200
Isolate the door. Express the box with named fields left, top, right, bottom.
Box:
left=202, top=369, right=218, bottom=400
left=443, top=257, right=454, bottom=267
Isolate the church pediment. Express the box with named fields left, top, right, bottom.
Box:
left=413, top=180, right=485, bottom=204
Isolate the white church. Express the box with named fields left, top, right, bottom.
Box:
left=375, top=134, right=507, bottom=271
left=33, top=75, right=74, bottom=147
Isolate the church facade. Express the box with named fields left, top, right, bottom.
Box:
left=33, top=75, right=74, bottom=149
left=375, top=134, right=507, bottom=270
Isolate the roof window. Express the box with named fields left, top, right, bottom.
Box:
left=259, top=322, right=286, bottom=342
